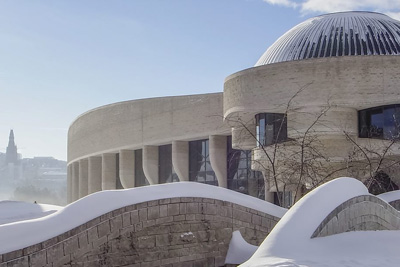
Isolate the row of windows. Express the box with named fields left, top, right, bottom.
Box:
left=254, top=104, right=400, bottom=147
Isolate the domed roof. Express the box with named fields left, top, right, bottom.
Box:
left=255, top=11, right=400, bottom=66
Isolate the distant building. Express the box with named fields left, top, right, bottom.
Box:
left=5, top=130, right=18, bottom=165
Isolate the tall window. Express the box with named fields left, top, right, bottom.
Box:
left=255, top=113, right=287, bottom=146
left=189, top=139, right=218, bottom=186
left=134, top=149, right=149, bottom=187
left=359, top=105, right=400, bottom=140
left=115, top=153, right=124, bottom=189
left=227, top=137, right=265, bottom=199
left=159, top=144, right=179, bottom=184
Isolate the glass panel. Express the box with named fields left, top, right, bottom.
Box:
left=115, top=153, right=124, bottom=189
left=189, top=139, right=217, bottom=185
left=159, top=144, right=179, bottom=184
left=359, top=104, right=400, bottom=140
left=135, top=149, right=149, bottom=187
left=255, top=113, right=287, bottom=146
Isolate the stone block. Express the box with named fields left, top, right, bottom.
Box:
left=138, top=236, right=156, bottom=249
left=110, top=215, right=123, bottom=232
left=161, top=257, right=180, bottom=265
left=5, top=256, right=28, bottom=267
left=87, top=227, right=98, bottom=243
left=159, top=199, right=171, bottom=205
left=185, top=214, right=196, bottom=221
left=139, top=208, right=148, bottom=222
left=29, top=250, right=47, bottom=267
left=2, top=250, right=23, bottom=262
left=92, top=235, right=108, bottom=249
left=206, top=204, right=217, bottom=215
left=180, top=203, right=187, bottom=214
left=143, top=219, right=156, bottom=228
left=148, top=200, right=159, bottom=207
left=131, top=210, right=140, bottom=224
left=160, top=205, right=168, bottom=217
left=174, top=215, right=186, bottom=221
left=186, top=203, right=199, bottom=214
left=46, top=242, right=64, bottom=263
left=156, top=234, right=170, bottom=247
left=54, top=254, right=71, bottom=266
left=78, top=231, right=89, bottom=249
left=156, top=216, right=174, bottom=224
left=141, top=260, right=161, bottom=267
left=168, top=203, right=180, bottom=216
left=97, top=220, right=111, bottom=238
left=148, top=206, right=160, bottom=220
left=64, top=236, right=79, bottom=255
left=137, top=202, right=148, bottom=209
left=23, top=243, right=42, bottom=256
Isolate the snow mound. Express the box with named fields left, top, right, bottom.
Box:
left=378, top=190, right=400, bottom=203
left=0, top=182, right=286, bottom=254
left=0, top=201, right=62, bottom=225
left=241, top=177, right=390, bottom=267
left=225, top=230, right=258, bottom=265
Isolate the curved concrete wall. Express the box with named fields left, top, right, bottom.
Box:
left=68, top=93, right=228, bottom=164
left=0, top=197, right=280, bottom=267
left=224, top=56, right=400, bottom=118
left=312, top=195, right=400, bottom=238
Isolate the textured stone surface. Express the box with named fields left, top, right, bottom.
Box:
left=312, top=195, right=400, bottom=238
left=0, top=197, right=279, bottom=267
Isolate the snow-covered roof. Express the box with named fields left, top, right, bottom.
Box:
left=256, top=11, right=400, bottom=66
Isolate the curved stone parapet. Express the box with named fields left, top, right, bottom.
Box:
left=0, top=197, right=280, bottom=267
left=311, top=195, right=400, bottom=238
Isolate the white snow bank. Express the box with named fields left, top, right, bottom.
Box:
left=378, top=190, right=400, bottom=203
left=225, top=231, right=258, bottom=265
left=0, top=201, right=62, bottom=225
left=0, top=182, right=286, bottom=254
left=242, top=177, right=374, bottom=267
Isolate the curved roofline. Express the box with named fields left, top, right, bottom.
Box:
left=255, top=11, right=400, bottom=66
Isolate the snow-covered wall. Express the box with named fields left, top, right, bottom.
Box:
left=0, top=183, right=284, bottom=266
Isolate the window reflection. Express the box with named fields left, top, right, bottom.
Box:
left=359, top=105, right=400, bottom=140
left=227, top=137, right=265, bottom=199
left=159, top=144, right=179, bottom=184
left=134, top=149, right=149, bottom=187
left=255, top=113, right=288, bottom=146
left=189, top=139, right=217, bottom=186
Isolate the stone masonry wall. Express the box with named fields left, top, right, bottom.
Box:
left=312, top=195, right=400, bottom=238
left=0, top=197, right=280, bottom=267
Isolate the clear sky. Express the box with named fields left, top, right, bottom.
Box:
left=1, top=0, right=399, bottom=161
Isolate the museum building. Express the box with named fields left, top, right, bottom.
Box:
left=67, top=11, right=400, bottom=206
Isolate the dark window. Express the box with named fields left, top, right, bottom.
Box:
left=189, top=139, right=217, bottom=186
left=159, top=144, right=179, bottom=184
left=115, top=153, right=124, bottom=189
left=255, top=113, right=288, bottom=146
left=134, top=149, right=149, bottom=187
left=227, top=136, right=265, bottom=200
left=274, top=191, right=292, bottom=208
left=359, top=105, right=400, bottom=140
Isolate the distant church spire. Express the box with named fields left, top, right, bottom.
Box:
left=5, top=129, right=18, bottom=164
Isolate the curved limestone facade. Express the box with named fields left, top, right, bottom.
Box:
left=68, top=11, right=400, bottom=206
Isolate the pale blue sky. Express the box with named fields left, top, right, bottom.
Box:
left=1, top=0, right=399, bottom=161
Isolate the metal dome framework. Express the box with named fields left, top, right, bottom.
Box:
left=256, top=11, right=400, bottom=66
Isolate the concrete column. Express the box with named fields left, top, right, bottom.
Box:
left=102, top=153, right=117, bottom=190
left=263, top=173, right=276, bottom=204
left=119, top=150, right=135, bottom=188
left=172, top=141, right=189, bottom=181
left=209, top=135, right=227, bottom=188
left=231, top=120, right=257, bottom=150
left=88, top=156, right=102, bottom=194
left=143, top=145, right=159, bottom=185
left=67, top=164, right=72, bottom=204
left=72, top=161, right=79, bottom=201
left=78, top=158, right=88, bottom=198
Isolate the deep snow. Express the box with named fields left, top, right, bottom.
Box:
left=0, top=201, right=62, bottom=225
left=0, top=182, right=286, bottom=254
left=241, top=177, right=400, bottom=267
